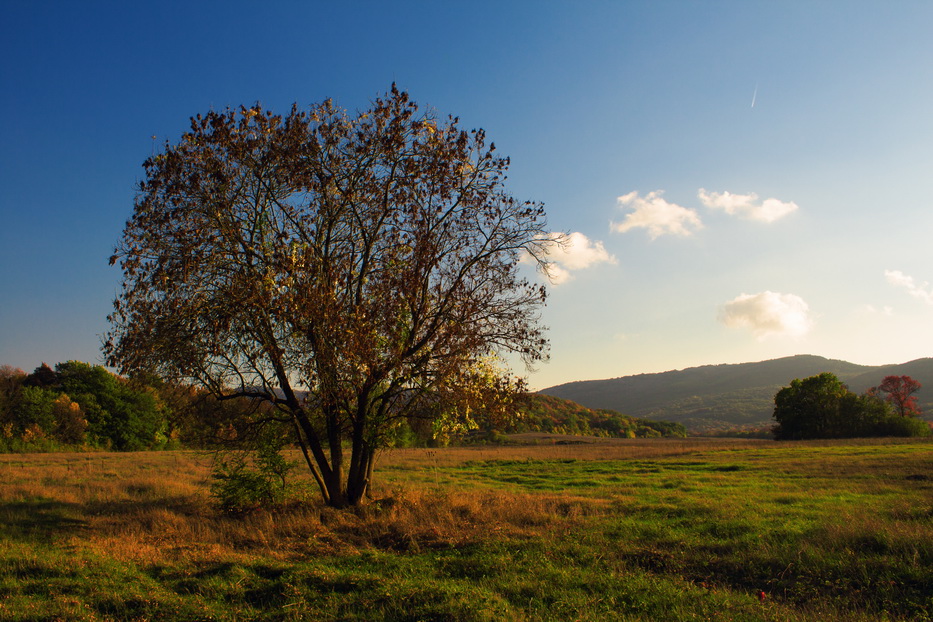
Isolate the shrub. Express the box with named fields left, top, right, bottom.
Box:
left=210, top=428, right=296, bottom=512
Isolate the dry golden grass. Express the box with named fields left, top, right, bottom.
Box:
left=0, top=437, right=927, bottom=570
left=0, top=447, right=614, bottom=568
left=0, top=437, right=746, bottom=569
left=82, top=487, right=603, bottom=568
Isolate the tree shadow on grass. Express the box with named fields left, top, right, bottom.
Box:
left=0, top=499, right=89, bottom=543
left=0, top=495, right=203, bottom=546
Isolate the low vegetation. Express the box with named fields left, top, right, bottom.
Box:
left=1, top=437, right=930, bottom=620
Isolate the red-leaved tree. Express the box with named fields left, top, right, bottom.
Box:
left=875, top=375, right=922, bottom=417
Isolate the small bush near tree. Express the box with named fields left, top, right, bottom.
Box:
left=210, top=425, right=298, bottom=513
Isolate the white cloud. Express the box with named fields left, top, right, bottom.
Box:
left=612, top=191, right=702, bottom=239
left=697, top=189, right=798, bottom=223
left=719, top=291, right=813, bottom=339
left=885, top=270, right=933, bottom=305
left=528, top=231, right=616, bottom=285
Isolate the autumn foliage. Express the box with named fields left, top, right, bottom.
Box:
left=874, top=375, right=922, bottom=417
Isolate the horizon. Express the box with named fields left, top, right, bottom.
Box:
left=7, top=353, right=930, bottom=394
left=3, top=2, right=932, bottom=389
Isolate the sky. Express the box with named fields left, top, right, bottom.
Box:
left=2, top=1, right=932, bottom=390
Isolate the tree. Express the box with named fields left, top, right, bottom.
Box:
left=56, top=361, right=164, bottom=450
left=772, top=373, right=852, bottom=440
left=24, top=363, right=58, bottom=388
left=106, top=87, right=555, bottom=507
left=15, top=386, right=58, bottom=438
left=0, top=366, right=26, bottom=432
left=50, top=393, right=88, bottom=445
left=874, top=375, right=922, bottom=417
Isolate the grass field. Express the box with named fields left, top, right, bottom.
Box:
left=0, top=437, right=930, bottom=621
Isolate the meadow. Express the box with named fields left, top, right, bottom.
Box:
left=0, top=436, right=930, bottom=621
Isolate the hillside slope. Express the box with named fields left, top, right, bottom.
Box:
left=539, top=355, right=933, bottom=433
left=510, top=394, right=686, bottom=438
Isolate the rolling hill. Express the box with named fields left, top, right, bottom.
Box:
left=510, top=393, right=686, bottom=438
left=539, top=355, right=933, bottom=434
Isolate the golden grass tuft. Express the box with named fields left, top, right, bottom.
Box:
left=330, top=487, right=610, bottom=553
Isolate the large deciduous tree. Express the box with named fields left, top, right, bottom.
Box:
left=106, top=87, right=555, bottom=507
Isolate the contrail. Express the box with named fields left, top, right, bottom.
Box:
left=751, top=83, right=758, bottom=108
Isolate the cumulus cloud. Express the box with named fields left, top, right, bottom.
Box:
left=885, top=270, right=933, bottom=305
left=526, top=231, right=616, bottom=285
left=697, top=189, right=798, bottom=223
left=719, top=291, right=813, bottom=339
left=611, top=191, right=703, bottom=239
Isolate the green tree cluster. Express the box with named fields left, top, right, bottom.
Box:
left=1, top=361, right=292, bottom=453
left=0, top=362, right=171, bottom=451
left=772, top=373, right=930, bottom=440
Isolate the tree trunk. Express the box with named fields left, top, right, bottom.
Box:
left=290, top=405, right=348, bottom=507
left=323, top=469, right=348, bottom=508
left=288, top=399, right=371, bottom=508
left=345, top=441, right=371, bottom=506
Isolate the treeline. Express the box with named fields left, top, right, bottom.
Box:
left=0, top=362, right=250, bottom=452
left=0, top=362, right=685, bottom=453
left=0, top=362, right=165, bottom=451
left=772, top=373, right=930, bottom=440
left=509, top=394, right=686, bottom=438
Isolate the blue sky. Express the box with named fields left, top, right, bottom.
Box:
left=2, top=1, right=932, bottom=390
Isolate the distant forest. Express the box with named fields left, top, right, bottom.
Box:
left=508, top=394, right=686, bottom=439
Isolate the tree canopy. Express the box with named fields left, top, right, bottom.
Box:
left=106, top=87, right=555, bottom=507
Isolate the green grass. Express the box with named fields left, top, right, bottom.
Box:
left=0, top=439, right=930, bottom=620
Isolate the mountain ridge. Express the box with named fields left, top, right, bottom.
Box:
left=538, top=355, right=933, bottom=433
